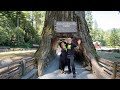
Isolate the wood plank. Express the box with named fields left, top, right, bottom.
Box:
left=1, top=57, right=41, bottom=79
left=117, top=68, right=120, bottom=72
left=0, top=58, right=35, bottom=69
left=0, top=64, right=20, bottom=75
left=92, top=66, right=111, bottom=79
left=26, top=63, right=35, bottom=68
left=116, top=72, right=120, bottom=77
left=24, top=58, right=35, bottom=63
left=0, top=67, right=8, bottom=73
left=0, top=60, right=22, bottom=69
left=2, top=68, right=21, bottom=79
left=21, top=69, right=37, bottom=79
left=117, top=64, right=120, bottom=72
left=116, top=62, right=120, bottom=64
left=103, top=68, right=113, bottom=77
left=98, top=58, right=114, bottom=66
left=115, top=76, right=120, bottom=79
left=98, top=61, right=113, bottom=67
left=11, top=73, right=21, bottom=79
left=117, top=65, right=120, bottom=68
left=112, top=63, right=117, bottom=79
left=0, top=58, right=36, bottom=78
left=102, top=70, right=112, bottom=78
left=25, top=66, right=34, bottom=74
left=99, top=58, right=114, bottom=63
left=26, top=61, right=34, bottom=65
left=21, top=60, right=26, bottom=76
left=103, top=67, right=113, bottom=75
left=8, top=69, right=22, bottom=79
left=98, top=62, right=113, bottom=71
left=8, top=67, right=20, bottom=74
left=0, top=73, right=8, bottom=79
left=3, top=70, right=20, bottom=79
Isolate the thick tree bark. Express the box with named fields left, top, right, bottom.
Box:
left=35, top=11, right=107, bottom=78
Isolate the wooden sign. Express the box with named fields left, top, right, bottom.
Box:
left=54, top=21, right=77, bottom=33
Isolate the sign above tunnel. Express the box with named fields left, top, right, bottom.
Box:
left=54, top=21, right=77, bottom=33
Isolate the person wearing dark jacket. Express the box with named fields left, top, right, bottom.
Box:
left=65, top=38, right=81, bottom=78
left=59, top=42, right=67, bottom=74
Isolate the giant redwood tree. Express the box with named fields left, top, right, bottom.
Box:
left=35, top=11, right=108, bottom=79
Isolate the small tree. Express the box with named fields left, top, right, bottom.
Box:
left=15, top=27, right=25, bottom=46
left=0, top=27, right=9, bottom=45
left=109, top=28, right=119, bottom=47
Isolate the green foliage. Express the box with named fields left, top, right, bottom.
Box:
left=0, top=27, right=9, bottom=45
left=109, top=28, right=120, bottom=47
left=0, top=11, right=46, bottom=48
left=15, top=27, right=25, bottom=46
left=24, top=43, right=31, bottom=48
left=85, top=11, right=93, bottom=31
left=85, top=12, right=120, bottom=47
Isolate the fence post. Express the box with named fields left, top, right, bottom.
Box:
left=22, top=60, right=26, bottom=76
left=112, top=62, right=117, bottom=79
left=35, top=59, right=37, bottom=68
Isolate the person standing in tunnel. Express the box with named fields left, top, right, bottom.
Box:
left=65, top=37, right=81, bottom=78
left=58, top=41, right=67, bottom=74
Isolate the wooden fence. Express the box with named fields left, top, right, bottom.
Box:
left=0, top=58, right=38, bottom=79
left=0, top=56, right=119, bottom=79
left=97, top=48, right=120, bottom=53
left=97, top=58, right=120, bottom=79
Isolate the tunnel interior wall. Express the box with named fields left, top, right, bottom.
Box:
left=50, top=37, right=87, bottom=67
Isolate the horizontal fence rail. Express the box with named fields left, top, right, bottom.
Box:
left=97, top=58, right=120, bottom=79
left=0, top=56, right=119, bottom=79
left=0, top=57, right=38, bottom=79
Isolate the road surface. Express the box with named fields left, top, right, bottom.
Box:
left=38, top=56, right=97, bottom=79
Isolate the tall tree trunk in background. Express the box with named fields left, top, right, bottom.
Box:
left=16, top=11, right=20, bottom=28
left=30, top=11, right=34, bottom=43
left=16, top=11, right=20, bottom=46
left=31, top=11, right=34, bottom=30
left=35, top=11, right=107, bottom=78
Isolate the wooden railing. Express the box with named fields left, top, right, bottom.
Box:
left=116, top=62, right=120, bottom=79
left=0, top=58, right=38, bottom=79
left=97, top=48, right=120, bottom=53
left=0, top=56, right=119, bottom=79
left=97, top=58, right=120, bottom=79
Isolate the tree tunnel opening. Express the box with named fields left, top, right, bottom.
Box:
left=51, top=37, right=87, bottom=67
left=50, top=21, right=89, bottom=67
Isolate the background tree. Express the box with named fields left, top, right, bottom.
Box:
left=109, top=28, right=120, bottom=47
left=0, top=11, right=45, bottom=47
left=85, top=11, right=93, bottom=31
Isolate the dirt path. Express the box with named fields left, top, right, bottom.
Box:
left=38, top=56, right=97, bottom=79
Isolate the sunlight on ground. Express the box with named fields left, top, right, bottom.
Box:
left=0, top=50, right=36, bottom=55
left=0, top=50, right=37, bottom=60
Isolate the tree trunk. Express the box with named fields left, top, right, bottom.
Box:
left=35, top=11, right=107, bottom=78
left=16, top=11, right=20, bottom=28
left=16, top=11, right=20, bottom=46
